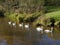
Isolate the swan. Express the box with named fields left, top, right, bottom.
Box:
left=36, top=27, right=43, bottom=33
left=19, top=23, right=23, bottom=27
left=24, top=24, right=29, bottom=30
left=12, top=22, right=16, bottom=26
left=8, top=21, right=11, bottom=25
left=24, top=24, right=29, bottom=28
left=19, top=23, right=23, bottom=29
left=36, top=27, right=43, bottom=31
left=44, top=29, right=52, bottom=33
left=44, top=27, right=53, bottom=33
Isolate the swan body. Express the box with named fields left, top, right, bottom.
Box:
left=24, top=24, right=30, bottom=30
left=44, top=29, right=52, bottom=33
left=36, top=27, right=43, bottom=32
left=24, top=24, right=29, bottom=28
left=12, top=22, right=16, bottom=26
left=8, top=21, right=11, bottom=25
left=19, top=23, right=23, bottom=27
left=44, top=27, right=53, bottom=33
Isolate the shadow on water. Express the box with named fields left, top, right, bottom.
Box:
left=0, top=17, right=60, bottom=45
left=0, top=10, right=5, bottom=18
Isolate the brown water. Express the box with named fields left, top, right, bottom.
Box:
left=0, top=17, right=60, bottom=45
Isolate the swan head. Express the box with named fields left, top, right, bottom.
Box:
left=51, top=27, right=53, bottom=30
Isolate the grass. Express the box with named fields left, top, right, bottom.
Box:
left=5, top=6, right=60, bottom=26
left=45, top=6, right=60, bottom=13
left=45, top=6, right=60, bottom=25
left=45, top=10, right=60, bottom=21
left=33, top=6, right=60, bottom=25
left=7, top=12, right=41, bottom=23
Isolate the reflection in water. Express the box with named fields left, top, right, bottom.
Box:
left=0, top=39, right=6, bottom=45
left=0, top=18, right=60, bottom=45
left=32, top=34, right=60, bottom=45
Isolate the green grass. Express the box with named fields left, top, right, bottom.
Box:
left=45, top=10, right=60, bottom=21
left=45, top=6, right=60, bottom=25
left=5, top=6, right=60, bottom=26
left=7, top=12, right=41, bottom=23
left=45, top=6, right=60, bottom=13
left=33, top=6, right=60, bottom=25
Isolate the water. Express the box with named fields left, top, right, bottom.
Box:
left=0, top=17, right=60, bottom=45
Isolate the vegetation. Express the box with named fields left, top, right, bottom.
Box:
left=0, top=0, right=60, bottom=26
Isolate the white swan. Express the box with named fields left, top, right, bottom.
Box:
left=19, top=23, right=23, bottom=27
left=12, top=22, right=16, bottom=26
left=44, top=27, right=53, bottom=33
left=36, top=27, right=43, bottom=33
left=8, top=21, right=11, bottom=25
left=36, top=27, right=43, bottom=31
left=24, top=24, right=29, bottom=28
left=24, top=24, right=29, bottom=30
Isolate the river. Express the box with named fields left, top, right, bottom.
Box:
left=0, top=17, right=60, bottom=45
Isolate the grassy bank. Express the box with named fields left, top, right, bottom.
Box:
left=45, top=6, right=60, bottom=25
left=5, top=6, right=60, bottom=26
left=6, top=12, right=41, bottom=26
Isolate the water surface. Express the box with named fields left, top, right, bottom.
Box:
left=0, top=18, right=60, bottom=45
